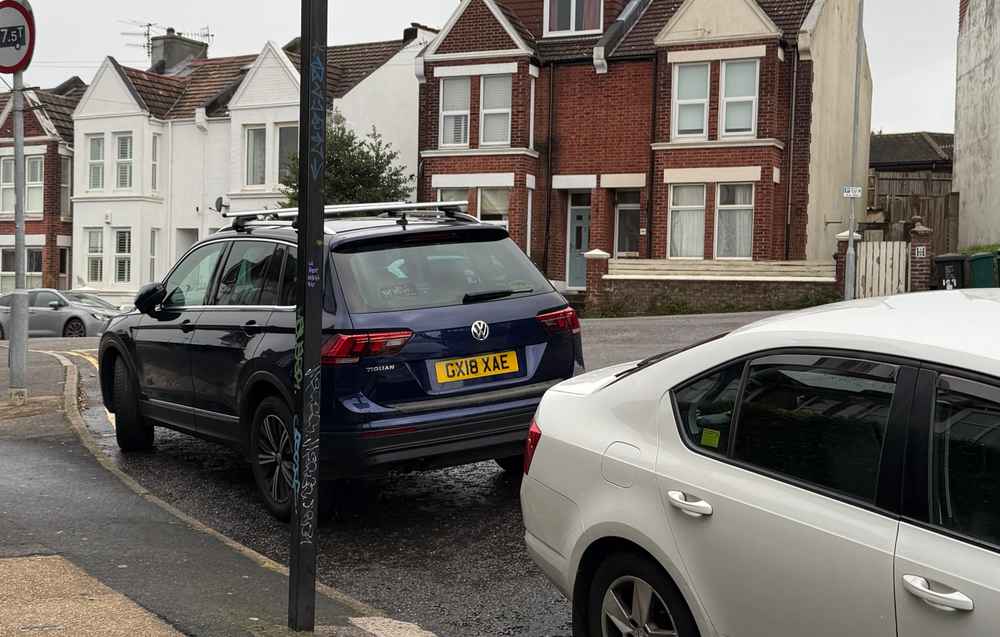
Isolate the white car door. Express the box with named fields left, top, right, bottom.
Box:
left=656, top=352, right=914, bottom=637
left=895, top=371, right=1000, bottom=636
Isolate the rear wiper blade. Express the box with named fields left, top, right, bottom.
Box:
left=462, top=288, right=533, bottom=304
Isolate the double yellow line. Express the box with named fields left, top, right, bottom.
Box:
left=63, top=350, right=115, bottom=430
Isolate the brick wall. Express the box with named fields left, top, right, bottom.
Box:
left=594, top=277, right=839, bottom=317
left=438, top=0, right=517, bottom=54
left=0, top=141, right=73, bottom=289
left=960, top=0, right=971, bottom=29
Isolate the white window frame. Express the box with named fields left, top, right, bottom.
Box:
left=672, top=63, right=710, bottom=140
left=87, top=134, right=104, bottom=191
left=26, top=156, right=43, bottom=214
left=529, top=77, right=536, bottom=150
left=113, top=132, right=133, bottom=190
left=437, top=188, right=468, bottom=203
left=149, top=228, right=160, bottom=281
left=721, top=59, right=760, bottom=138
left=614, top=193, right=642, bottom=258
left=479, top=75, right=513, bottom=147
left=714, top=182, right=755, bottom=260
left=60, top=156, right=72, bottom=221
left=439, top=77, right=470, bottom=148
left=0, top=157, right=14, bottom=214
left=477, top=187, right=511, bottom=228
left=244, top=125, right=267, bottom=187
left=113, top=228, right=132, bottom=284
left=151, top=133, right=160, bottom=192
left=668, top=183, right=706, bottom=260
left=85, top=227, right=103, bottom=284
left=543, top=0, right=604, bottom=37
left=276, top=123, right=299, bottom=184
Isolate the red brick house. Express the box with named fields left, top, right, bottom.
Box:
left=415, top=0, right=871, bottom=302
left=0, top=77, right=86, bottom=292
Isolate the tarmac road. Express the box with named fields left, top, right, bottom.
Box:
left=34, top=310, right=779, bottom=637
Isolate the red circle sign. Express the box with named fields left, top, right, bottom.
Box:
left=0, top=0, right=34, bottom=74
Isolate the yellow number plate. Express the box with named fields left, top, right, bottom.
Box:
left=435, top=351, right=520, bottom=384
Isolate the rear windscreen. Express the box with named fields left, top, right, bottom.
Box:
left=333, top=235, right=553, bottom=313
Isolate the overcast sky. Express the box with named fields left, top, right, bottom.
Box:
left=25, top=0, right=956, bottom=134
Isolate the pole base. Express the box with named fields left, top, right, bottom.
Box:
left=8, top=388, right=27, bottom=406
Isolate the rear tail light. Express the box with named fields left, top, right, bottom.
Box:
left=321, top=330, right=413, bottom=365
left=536, top=307, right=581, bottom=335
left=524, top=419, right=542, bottom=475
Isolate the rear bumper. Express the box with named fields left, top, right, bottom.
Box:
left=320, top=401, right=537, bottom=478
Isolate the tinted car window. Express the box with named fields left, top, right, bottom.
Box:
left=333, top=235, right=552, bottom=314
left=932, top=375, right=1000, bottom=548
left=732, top=354, right=897, bottom=502
left=163, top=242, right=226, bottom=308
left=259, top=244, right=285, bottom=306
left=32, top=291, right=62, bottom=307
left=0, top=294, right=10, bottom=306
left=674, top=362, right=745, bottom=453
left=213, top=241, right=276, bottom=306
left=280, top=247, right=297, bottom=306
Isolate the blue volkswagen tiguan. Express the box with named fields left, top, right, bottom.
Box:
left=99, top=211, right=583, bottom=519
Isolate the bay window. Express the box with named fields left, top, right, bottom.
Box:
left=545, top=0, right=602, bottom=35
left=151, top=133, right=161, bottom=191
left=673, top=64, right=709, bottom=138
left=440, top=77, right=470, bottom=147
left=86, top=228, right=103, bottom=283
left=278, top=124, right=299, bottom=183
left=722, top=60, right=759, bottom=136
left=669, top=184, right=705, bottom=258
left=1, top=156, right=43, bottom=213
left=716, top=184, right=754, bottom=259
left=480, top=75, right=512, bottom=146
left=478, top=188, right=510, bottom=227
left=114, top=133, right=133, bottom=189
left=114, top=228, right=132, bottom=284
left=245, top=126, right=266, bottom=186
left=61, top=157, right=72, bottom=220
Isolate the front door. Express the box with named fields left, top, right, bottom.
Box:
left=895, top=371, right=1000, bottom=636
left=567, top=192, right=591, bottom=289
left=133, top=241, right=226, bottom=431
left=658, top=353, right=910, bottom=637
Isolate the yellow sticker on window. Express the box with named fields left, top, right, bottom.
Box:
left=700, top=428, right=721, bottom=449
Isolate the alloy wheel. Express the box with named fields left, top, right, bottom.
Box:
left=64, top=319, right=85, bottom=338
left=256, top=414, right=293, bottom=506
left=601, top=575, right=678, bottom=637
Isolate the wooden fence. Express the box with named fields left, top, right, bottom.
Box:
left=855, top=241, right=910, bottom=299
left=867, top=170, right=959, bottom=255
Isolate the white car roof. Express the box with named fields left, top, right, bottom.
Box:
left=724, top=289, right=1000, bottom=377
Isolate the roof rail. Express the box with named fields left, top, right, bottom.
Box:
left=221, top=201, right=474, bottom=230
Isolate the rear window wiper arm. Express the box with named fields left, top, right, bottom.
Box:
left=462, top=288, right=533, bottom=304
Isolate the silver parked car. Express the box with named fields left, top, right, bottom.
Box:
left=0, top=289, right=118, bottom=338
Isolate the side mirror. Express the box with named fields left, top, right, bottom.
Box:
left=48, top=300, right=63, bottom=310
left=134, top=282, right=167, bottom=315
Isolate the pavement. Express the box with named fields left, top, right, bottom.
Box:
left=0, top=311, right=780, bottom=636
left=0, top=347, right=429, bottom=637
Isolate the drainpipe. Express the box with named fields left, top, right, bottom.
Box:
left=167, top=119, right=175, bottom=262
left=646, top=51, right=659, bottom=259
left=784, top=44, right=799, bottom=261
left=542, top=62, right=556, bottom=275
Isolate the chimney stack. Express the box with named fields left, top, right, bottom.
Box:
left=150, top=27, right=208, bottom=74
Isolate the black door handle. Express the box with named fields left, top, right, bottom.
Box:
left=242, top=320, right=262, bottom=335
left=180, top=319, right=195, bottom=333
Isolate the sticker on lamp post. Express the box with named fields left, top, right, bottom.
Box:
left=0, top=1, right=33, bottom=74
left=842, top=186, right=863, bottom=199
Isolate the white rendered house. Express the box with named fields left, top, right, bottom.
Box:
left=72, top=25, right=435, bottom=303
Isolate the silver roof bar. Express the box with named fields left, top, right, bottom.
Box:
left=221, top=201, right=468, bottom=220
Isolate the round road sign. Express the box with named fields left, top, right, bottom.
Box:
left=0, top=0, right=34, bottom=74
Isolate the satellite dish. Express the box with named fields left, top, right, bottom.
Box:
left=214, top=196, right=228, bottom=212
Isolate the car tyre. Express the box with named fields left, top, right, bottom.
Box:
left=495, top=454, right=524, bottom=475
left=63, top=318, right=86, bottom=338
left=113, top=357, right=154, bottom=452
left=587, top=551, right=699, bottom=637
left=250, top=397, right=295, bottom=521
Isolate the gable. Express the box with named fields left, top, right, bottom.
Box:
left=0, top=98, right=50, bottom=139
left=74, top=60, right=144, bottom=118
left=655, top=0, right=781, bottom=45
left=437, top=0, right=518, bottom=54
left=230, top=42, right=299, bottom=109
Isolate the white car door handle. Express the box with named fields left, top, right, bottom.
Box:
left=666, top=491, right=713, bottom=517
left=902, top=575, right=974, bottom=612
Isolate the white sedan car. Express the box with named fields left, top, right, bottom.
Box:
left=522, top=290, right=1000, bottom=637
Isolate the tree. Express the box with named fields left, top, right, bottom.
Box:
left=280, top=111, right=414, bottom=207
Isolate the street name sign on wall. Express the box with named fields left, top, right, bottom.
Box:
left=0, top=0, right=33, bottom=74
left=842, top=186, right=863, bottom=199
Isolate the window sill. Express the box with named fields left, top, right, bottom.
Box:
left=542, top=30, right=603, bottom=39
left=422, top=147, right=540, bottom=159
left=653, top=138, right=785, bottom=151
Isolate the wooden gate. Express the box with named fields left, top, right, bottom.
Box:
left=856, top=241, right=910, bottom=298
